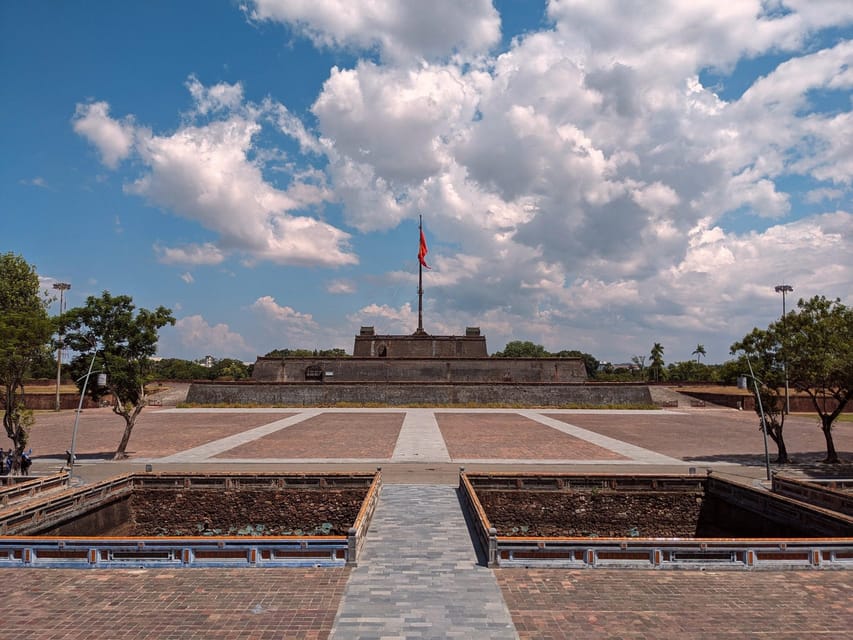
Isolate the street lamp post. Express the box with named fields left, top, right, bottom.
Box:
left=774, top=284, right=793, bottom=414
left=745, top=357, right=772, bottom=482
left=68, top=349, right=104, bottom=483
left=52, top=282, right=71, bottom=412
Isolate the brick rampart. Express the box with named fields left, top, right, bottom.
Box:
left=253, top=357, right=587, bottom=383
left=186, top=381, right=652, bottom=407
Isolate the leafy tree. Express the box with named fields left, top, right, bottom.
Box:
left=493, top=341, right=549, bottom=358
left=713, top=359, right=746, bottom=385
left=692, top=344, right=707, bottom=363
left=318, top=348, right=349, bottom=357
left=209, top=358, right=249, bottom=380
left=649, top=342, right=665, bottom=382
left=729, top=335, right=790, bottom=464
left=553, top=350, right=599, bottom=378
left=26, top=344, right=59, bottom=380
left=264, top=347, right=349, bottom=358
left=0, top=253, right=54, bottom=470
left=666, top=360, right=713, bottom=383
left=62, top=292, right=174, bottom=459
left=151, top=358, right=209, bottom=381
left=782, top=296, right=852, bottom=463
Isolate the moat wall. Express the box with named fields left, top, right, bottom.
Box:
left=186, top=381, right=652, bottom=407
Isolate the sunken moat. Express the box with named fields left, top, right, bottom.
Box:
left=1, top=471, right=851, bottom=569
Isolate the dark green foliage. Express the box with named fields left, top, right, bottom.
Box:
left=733, top=296, right=852, bottom=463
left=151, top=358, right=210, bottom=381
left=649, top=342, right=665, bottom=382
left=62, top=291, right=174, bottom=459
left=492, top=341, right=549, bottom=358
left=209, top=358, right=250, bottom=380
left=0, top=253, right=54, bottom=466
left=265, top=348, right=349, bottom=358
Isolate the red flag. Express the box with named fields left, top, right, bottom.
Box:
left=418, top=228, right=431, bottom=269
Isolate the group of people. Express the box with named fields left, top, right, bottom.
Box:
left=0, top=448, right=33, bottom=476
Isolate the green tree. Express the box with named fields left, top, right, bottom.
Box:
left=62, top=291, right=174, bottom=459
left=729, top=336, right=790, bottom=464
left=0, top=253, right=54, bottom=470
left=692, top=344, right=706, bottom=363
left=151, top=358, right=209, bottom=380
left=493, top=341, right=549, bottom=358
left=666, top=360, right=712, bottom=383
left=209, top=358, right=249, bottom=380
left=782, top=296, right=852, bottom=463
left=649, top=342, right=665, bottom=382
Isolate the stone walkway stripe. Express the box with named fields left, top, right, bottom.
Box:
left=155, top=411, right=322, bottom=462
left=392, top=409, right=452, bottom=462
left=525, top=410, right=685, bottom=464
left=330, top=484, right=518, bottom=639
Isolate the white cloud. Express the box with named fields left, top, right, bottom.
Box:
left=74, top=81, right=358, bottom=268
left=72, top=101, right=135, bottom=168
left=19, top=176, right=49, bottom=189
left=246, top=0, right=500, bottom=62
left=347, top=302, right=416, bottom=334
left=250, top=295, right=346, bottom=348
left=186, top=75, right=244, bottom=115
left=180, top=272, right=194, bottom=284
left=169, top=315, right=253, bottom=359
left=69, top=4, right=851, bottom=363
left=154, top=242, right=225, bottom=265
left=326, top=279, right=356, bottom=294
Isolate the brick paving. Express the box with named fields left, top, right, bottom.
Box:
left=28, top=408, right=295, bottom=459
left=437, top=412, right=627, bottom=460
left=496, top=568, right=853, bottom=639
left=547, top=410, right=853, bottom=464
left=0, top=567, right=349, bottom=639
left=214, top=412, right=405, bottom=459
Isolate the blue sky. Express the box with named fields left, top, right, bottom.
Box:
left=2, top=1, right=851, bottom=365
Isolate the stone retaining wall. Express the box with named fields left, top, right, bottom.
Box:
left=186, top=381, right=652, bottom=407
left=252, top=357, right=587, bottom=383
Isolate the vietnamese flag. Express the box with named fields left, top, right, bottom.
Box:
left=418, top=228, right=431, bottom=269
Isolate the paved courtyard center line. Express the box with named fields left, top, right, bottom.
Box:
left=330, top=484, right=518, bottom=639
left=392, top=409, right=452, bottom=462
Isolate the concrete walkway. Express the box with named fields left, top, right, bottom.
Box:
left=330, top=484, right=518, bottom=639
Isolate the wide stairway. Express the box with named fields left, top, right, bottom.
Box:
left=330, top=484, right=518, bottom=639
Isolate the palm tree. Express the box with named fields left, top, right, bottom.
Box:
left=692, top=344, right=706, bottom=363
left=649, top=342, right=665, bottom=382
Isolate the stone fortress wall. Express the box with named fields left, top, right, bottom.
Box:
left=188, top=325, right=653, bottom=407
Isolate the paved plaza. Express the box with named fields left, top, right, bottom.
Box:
left=4, top=405, right=852, bottom=638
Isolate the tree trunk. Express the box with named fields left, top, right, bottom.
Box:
left=113, top=415, right=135, bottom=460
left=773, top=434, right=789, bottom=464
left=766, top=426, right=789, bottom=464
left=821, top=416, right=839, bottom=464
left=112, top=389, right=145, bottom=460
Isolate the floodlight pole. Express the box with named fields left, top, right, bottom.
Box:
left=52, top=282, right=71, bottom=411
left=774, top=284, right=793, bottom=414
left=745, top=356, right=772, bottom=482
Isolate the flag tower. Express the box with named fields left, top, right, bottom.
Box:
left=416, top=215, right=430, bottom=335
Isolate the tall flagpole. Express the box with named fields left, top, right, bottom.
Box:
left=417, top=215, right=424, bottom=335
